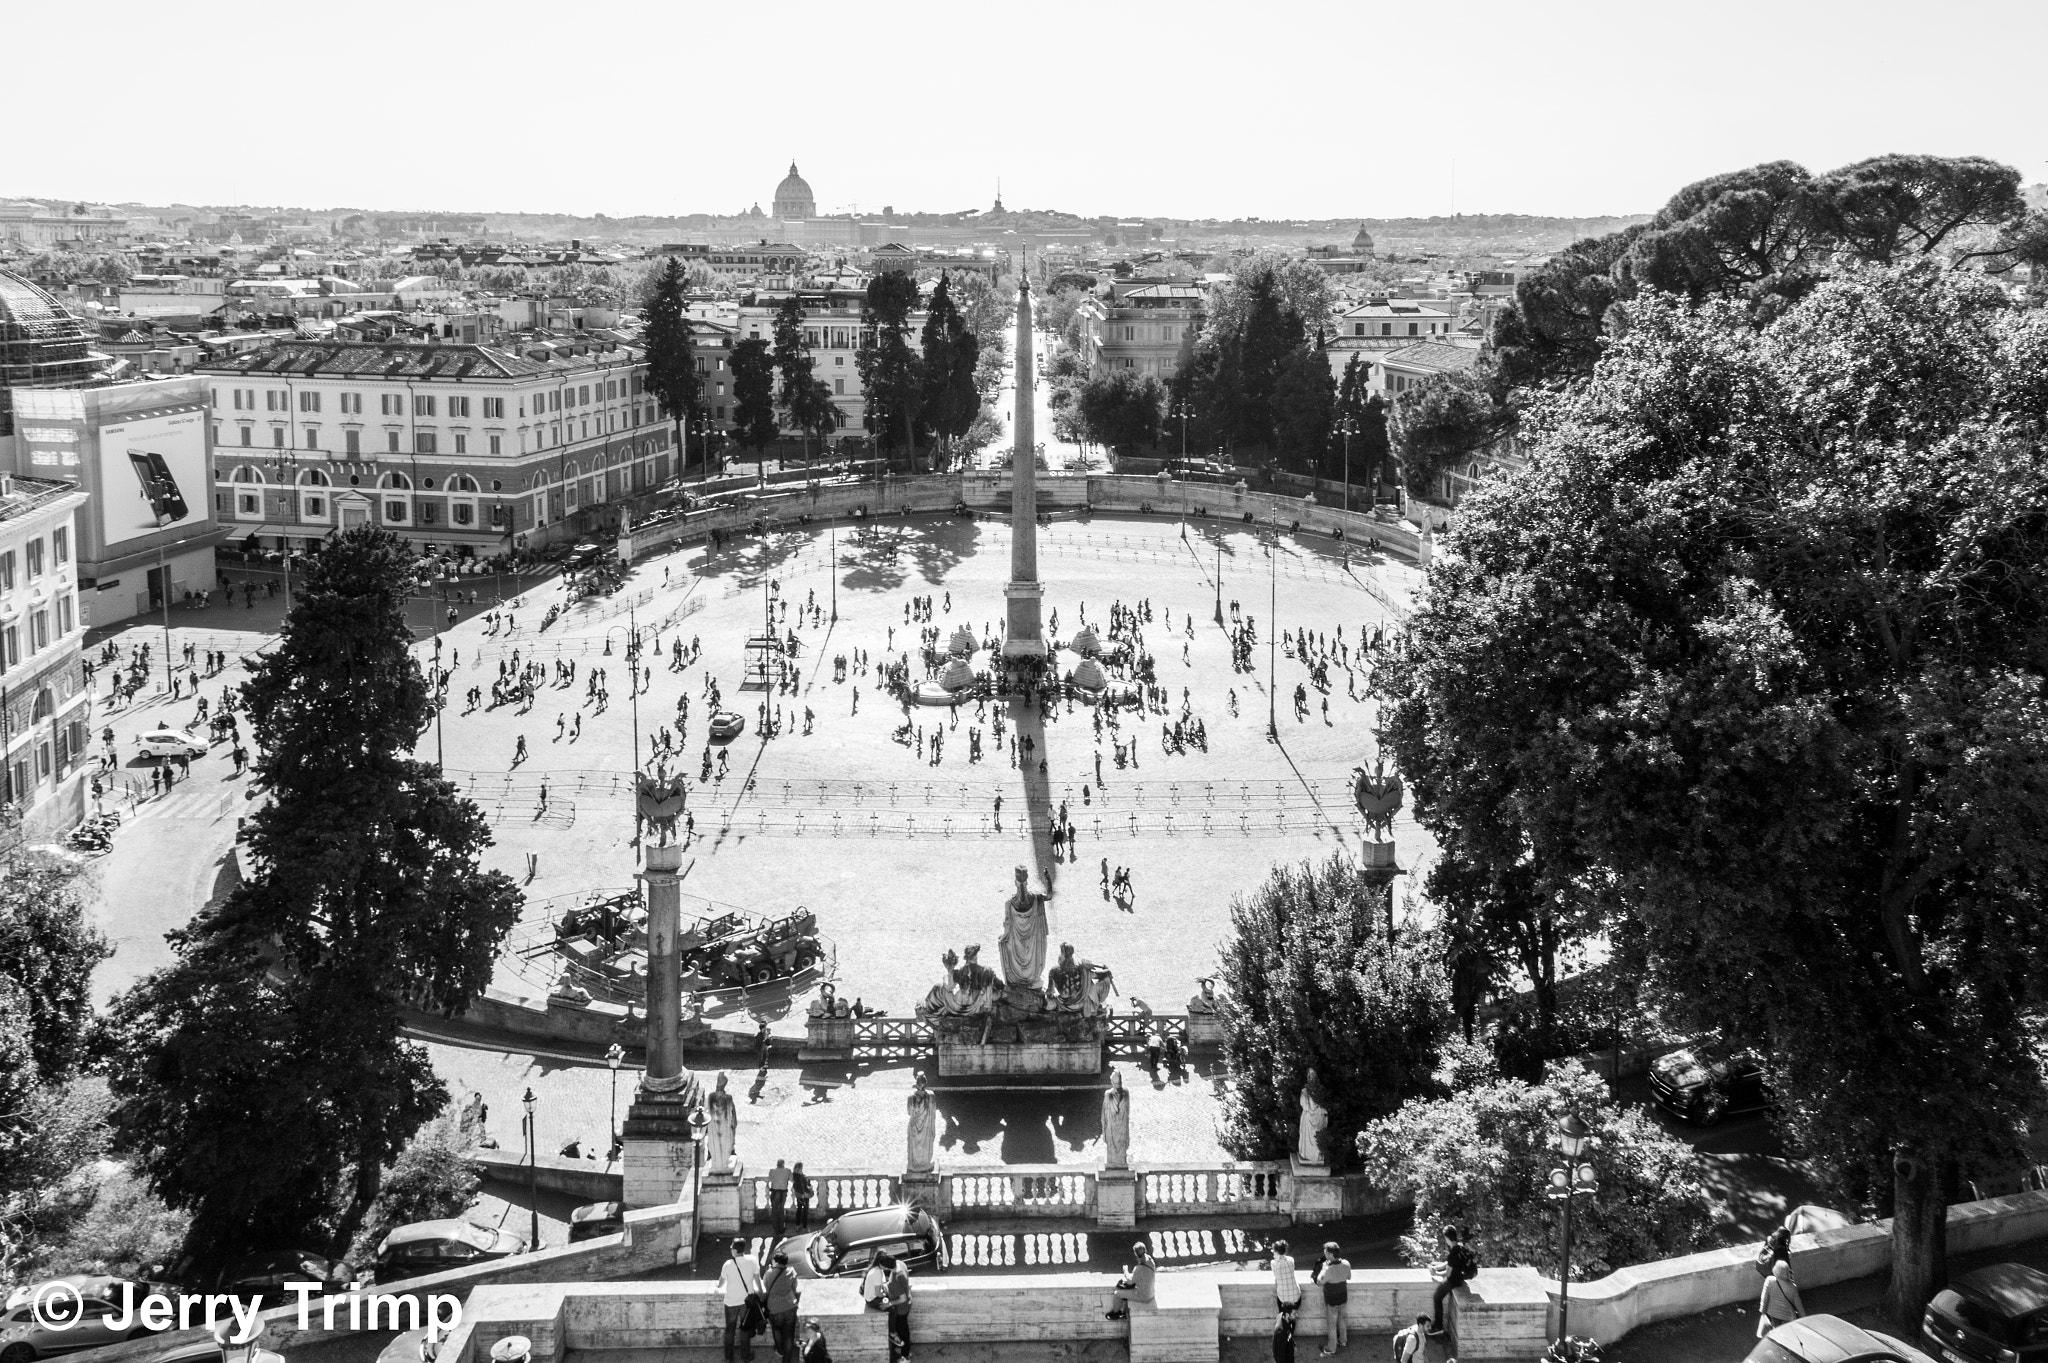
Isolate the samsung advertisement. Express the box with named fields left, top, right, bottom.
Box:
left=97, top=407, right=207, bottom=551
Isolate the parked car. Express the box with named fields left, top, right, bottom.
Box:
left=783, top=1204, right=945, bottom=1281
left=136, top=730, right=208, bottom=761
left=371, top=1220, right=527, bottom=1283
left=707, top=711, right=746, bottom=741
left=1648, top=1043, right=1771, bottom=1125
left=1923, top=1261, right=2048, bottom=1362
left=155, top=1341, right=288, bottom=1363
left=567, top=1202, right=624, bottom=1243
left=1748, top=1314, right=1937, bottom=1363
left=215, top=1250, right=356, bottom=1308
left=0, top=1276, right=181, bottom=1362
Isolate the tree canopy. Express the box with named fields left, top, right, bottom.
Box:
left=641, top=257, right=699, bottom=472
left=1218, top=855, right=1448, bottom=1171
left=1378, top=262, right=2048, bottom=1325
left=856, top=272, right=924, bottom=466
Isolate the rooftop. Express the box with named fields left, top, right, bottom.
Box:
left=0, top=475, right=84, bottom=527
left=196, top=338, right=642, bottom=381
left=1381, top=341, right=1483, bottom=374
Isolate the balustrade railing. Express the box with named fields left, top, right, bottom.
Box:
left=946, top=1166, right=1094, bottom=1219
left=1139, top=1163, right=1291, bottom=1216
left=741, top=1171, right=899, bottom=1222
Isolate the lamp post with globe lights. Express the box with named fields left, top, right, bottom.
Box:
left=1548, top=1113, right=1600, bottom=1347
left=606, top=1043, right=626, bottom=1163
left=522, top=1086, right=540, bottom=1251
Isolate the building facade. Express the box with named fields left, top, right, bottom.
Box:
left=196, top=338, right=670, bottom=556
left=1076, top=282, right=1203, bottom=379
left=1323, top=299, right=1458, bottom=382
left=0, top=475, right=90, bottom=815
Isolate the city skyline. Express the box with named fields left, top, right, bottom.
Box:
left=9, top=0, right=2046, bottom=224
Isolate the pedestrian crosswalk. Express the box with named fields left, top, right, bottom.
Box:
left=129, top=789, right=237, bottom=822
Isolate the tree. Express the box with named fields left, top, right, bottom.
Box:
left=772, top=296, right=840, bottom=463
left=1357, top=1059, right=1713, bottom=1280
left=641, top=257, right=699, bottom=479
left=1390, top=369, right=1512, bottom=496
left=108, top=529, right=522, bottom=1265
left=1375, top=264, right=2048, bottom=1327
left=1621, top=160, right=1821, bottom=308
left=1217, top=855, right=1449, bottom=1171
left=345, top=1113, right=480, bottom=1267
left=1334, top=359, right=1390, bottom=496
left=1075, top=370, right=1165, bottom=455
left=0, top=854, right=108, bottom=1082
left=855, top=272, right=924, bottom=469
left=1489, top=227, right=1645, bottom=392
left=919, top=274, right=981, bottom=468
left=729, top=337, right=779, bottom=476
left=1271, top=344, right=1335, bottom=475
left=1808, top=153, right=2024, bottom=264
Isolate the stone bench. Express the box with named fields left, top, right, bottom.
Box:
left=1130, top=1275, right=1221, bottom=1363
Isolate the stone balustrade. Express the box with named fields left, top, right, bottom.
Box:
left=740, top=1171, right=899, bottom=1223
left=1140, top=1163, right=1291, bottom=1216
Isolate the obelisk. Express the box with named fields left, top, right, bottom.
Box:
left=1003, top=277, right=1046, bottom=657
left=620, top=821, right=706, bottom=1210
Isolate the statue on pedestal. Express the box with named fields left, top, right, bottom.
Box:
left=704, top=1071, right=738, bottom=1175
left=955, top=945, right=999, bottom=1008
left=906, top=1073, right=937, bottom=1175
left=998, top=865, right=1049, bottom=990
left=1297, top=1068, right=1330, bottom=1167
left=1049, top=943, right=1116, bottom=1017
left=1187, top=977, right=1221, bottom=1014
left=1101, top=1071, right=1131, bottom=1170
left=636, top=772, right=689, bottom=845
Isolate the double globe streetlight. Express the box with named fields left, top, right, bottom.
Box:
left=1548, top=1113, right=1600, bottom=1348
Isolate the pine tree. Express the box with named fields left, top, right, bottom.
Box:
left=105, top=528, right=523, bottom=1264
left=730, top=338, right=779, bottom=479
left=855, top=272, right=924, bottom=470
left=642, top=257, right=699, bottom=479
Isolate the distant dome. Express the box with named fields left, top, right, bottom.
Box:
left=1352, top=224, right=1375, bottom=255
left=0, top=268, right=97, bottom=391
left=773, top=162, right=817, bottom=220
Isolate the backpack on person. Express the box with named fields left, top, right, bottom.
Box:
left=1392, top=1324, right=1424, bottom=1362
left=1448, top=1241, right=1479, bottom=1280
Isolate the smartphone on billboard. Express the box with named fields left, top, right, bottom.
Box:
left=127, top=449, right=190, bottom=527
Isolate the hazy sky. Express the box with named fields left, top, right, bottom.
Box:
left=9, top=0, right=2044, bottom=222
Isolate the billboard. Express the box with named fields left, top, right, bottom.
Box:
left=97, top=407, right=208, bottom=551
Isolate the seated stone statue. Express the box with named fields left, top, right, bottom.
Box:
left=920, top=950, right=971, bottom=1018
left=1187, top=977, right=1221, bottom=1014
left=808, top=982, right=838, bottom=1019
left=1048, top=943, right=1087, bottom=1011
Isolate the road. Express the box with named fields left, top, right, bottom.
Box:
left=985, top=320, right=1089, bottom=472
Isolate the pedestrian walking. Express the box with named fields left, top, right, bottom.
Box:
left=884, top=1256, right=912, bottom=1361
left=1311, top=1241, right=1350, bottom=1355
left=536, top=781, right=550, bottom=816
left=797, top=1320, right=831, bottom=1363
left=1392, top=1315, right=1429, bottom=1363
left=1758, top=1258, right=1804, bottom=1338
left=763, top=1249, right=801, bottom=1363
left=861, top=1252, right=891, bottom=1313
left=1271, top=1306, right=1296, bottom=1363
left=767, top=1158, right=792, bottom=1236
left=718, top=1239, right=763, bottom=1363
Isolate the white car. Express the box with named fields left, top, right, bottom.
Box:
left=135, top=731, right=208, bottom=761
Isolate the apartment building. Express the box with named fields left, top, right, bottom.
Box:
left=197, top=336, right=669, bottom=555
left=733, top=287, right=900, bottom=434
left=0, top=474, right=90, bottom=813
left=1076, top=282, right=1203, bottom=380
left=1323, top=298, right=1459, bottom=382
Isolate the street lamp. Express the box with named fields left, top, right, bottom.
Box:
left=1334, top=417, right=1358, bottom=515
left=1168, top=400, right=1191, bottom=480
left=430, top=634, right=445, bottom=769
left=688, top=1102, right=710, bottom=1236
left=606, top=1043, right=625, bottom=1163
left=522, top=1086, right=540, bottom=1251
left=1547, top=1113, right=1600, bottom=1346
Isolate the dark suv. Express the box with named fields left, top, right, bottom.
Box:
left=1649, top=1043, right=1770, bottom=1125
left=1924, top=1262, right=2048, bottom=1362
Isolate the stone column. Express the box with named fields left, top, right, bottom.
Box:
left=1003, top=278, right=1045, bottom=658
left=620, top=842, right=703, bottom=1210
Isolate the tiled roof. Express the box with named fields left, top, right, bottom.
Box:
left=1341, top=301, right=1450, bottom=318
left=1382, top=342, right=1481, bottom=374
left=195, top=339, right=641, bottom=380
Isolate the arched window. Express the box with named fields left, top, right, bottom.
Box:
left=379, top=471, right=412, bottom=490
left=449, top=474, right=480, bottom=493
left=30, top=688, right=52, bottom=721
left=230, top=465, right=266, bottom=484
left=298, top=469, right=332, bottom=487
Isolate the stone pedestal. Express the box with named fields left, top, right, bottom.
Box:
left=1185, top=1012, right=1226, bottom=1051
left=620, top=1084, right=699, bottom=1211
left=699, top=1170, right=743, bottom=1238
left=901, top=1172, right=942, bottom=1216
left=801, top=1015, right=855, bottom=1061
left=1289, top=1155, right=1343, bottom=1224
left=1097, top=1169, right=1137, bottom=1229
left=1450, top=1267, right=1552, bottom=1361
left=937, top=1038, right=1102, bottom=1076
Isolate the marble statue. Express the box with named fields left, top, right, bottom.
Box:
left=922, top=951, right=968, bottom=1016
left=704, top=1071, right=738, bottom=1175
left=1101, top=1070, right=1131, bottom=1170
left=998, top=865, right=1049, bottom=989
left=1297, top=1068, right=1330, bottom=1167
left=955, top=944, right=999, bottom=998
left=906, top=1073, right=937, bottom=1175
left=1050, top=943, right=1116, bottom=1016
left=1187, top=977, right=1221, bottom=1013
